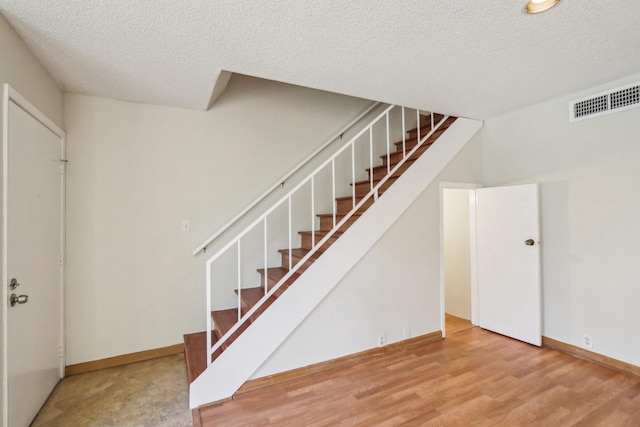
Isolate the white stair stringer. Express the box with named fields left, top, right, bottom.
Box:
left=189, top=117, right=483, bottom=409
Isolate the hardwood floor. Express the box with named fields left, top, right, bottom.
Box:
left=445, top=313, right=473, bottom=335
left=197, top=327, right=640, bottom=426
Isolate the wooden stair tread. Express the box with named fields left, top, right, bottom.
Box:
left=352, top=177, right=385, bottom=186
left=315, top=212, right=363, bottom=222
left=334, top=195, right=365, bottom=202
left=256, top=267, right=301, bottom=283
left=234, top=286, right=279, bottom=321
left=183, top=331, right=221, bottom=383
left=235, top=287, right=265, bottom=310
left=316, top=212, right=361, bottom=218
left=406, top=113, right=448, bottom=134
left=381, top=143, right=433, bottom=166
left=298, top=230, right=343, bottom=238
left=404, top=116, right=456, bottom=139
left=398, top=128, right=447, bottom=147
left=184, top=332, right=207, bottom=383
left=368, top=158, right=416, bottom=174
left=277, top=248, right=311, bottom=258
left=211, top=308, right=239, bottom=338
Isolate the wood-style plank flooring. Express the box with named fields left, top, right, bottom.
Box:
left=198, top=324, right=640, bottom=426
left=445, top=313, right=473, bottom=335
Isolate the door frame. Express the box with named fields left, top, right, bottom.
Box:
left=2, top=84, right=66, bottom=426
left=439, top=182, right=482, bottom=337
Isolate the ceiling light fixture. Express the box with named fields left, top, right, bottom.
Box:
left=525, top=0, right=560, bottom=14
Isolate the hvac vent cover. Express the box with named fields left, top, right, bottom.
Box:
left=569, top=82, right=640, bottom=122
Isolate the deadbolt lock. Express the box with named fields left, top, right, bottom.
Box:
left=10, top=278, right=19, bottom=290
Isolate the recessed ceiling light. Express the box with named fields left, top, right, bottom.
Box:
left=525, top=0, right=560, bottom=14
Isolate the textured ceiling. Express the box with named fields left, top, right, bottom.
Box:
left=1, top=1, right=639, bottom=119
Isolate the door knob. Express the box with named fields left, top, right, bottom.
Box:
left=9, top=293, right=28, bottom=307
left=525, top=239, right=535, bottom=246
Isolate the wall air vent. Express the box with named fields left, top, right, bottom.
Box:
left=569, top=82, right=640, bottom=122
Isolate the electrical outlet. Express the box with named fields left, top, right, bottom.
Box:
left=583, top=334, right=593, bottom=349
left=403, top=327, right=410, bottom=339
left=377, top=334, right=386, bottom=347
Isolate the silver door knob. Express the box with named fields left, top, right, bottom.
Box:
left=9, top=293, right=28, bottom=307
left=525, top=239, right=535, bottom=246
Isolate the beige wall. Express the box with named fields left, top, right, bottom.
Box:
left=0, top=15, right=64, bottom=128
left=0, top=13, right=64, bottom=425
left=64, top=75, right=371, bottom=364
left=483, top=72, right=640, bottom=366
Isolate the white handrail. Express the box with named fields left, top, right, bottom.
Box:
left=204, top=107, right=450, bottom=364
left=202, top=105, right=396, bottom=265
left=193, top=101, right=382, bottom=256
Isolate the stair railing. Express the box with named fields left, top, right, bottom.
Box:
left=193, top=101, right=381, bottom=256
left=203, top=105, right=449, bottom=366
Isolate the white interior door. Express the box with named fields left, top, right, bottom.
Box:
left=476, top=184, right=541, bottom=346
left=4, top=92, right=65, bottom=427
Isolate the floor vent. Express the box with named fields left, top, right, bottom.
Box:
left=569, top=82, right=640, bottom=122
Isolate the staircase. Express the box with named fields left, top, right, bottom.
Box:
left=184, top=112, right=455, bottom=383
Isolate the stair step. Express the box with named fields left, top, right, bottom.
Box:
left=335, top=195, right=374, bottom=215
left=382, top=142, right=433, bottom=166
left=395, top=127, right=447, bottom=152
left=235, top=287, right=278, bottom=322
left=211, top=308, right=239, bottom=339
left=184, top=331, right=214, bottom=383
left=406, top=113, right=446, bottom=138
left=352, top=176, right=397, bottom=197
left=298, top=230, right=344, bottom=251
left=278, top=248, right=318, bottom=273
left=406, top=115, right=455, bottom=139
left=256, top=267, right=301, bottom=290
left=367, top=158, right=416, bottom=181
left=235, top=287, right=265, bottom=314
left=210, top=307, right=253, bottom=353
left=183, top=332, right=206, bottom=383
left=316, top=212, right=361, bottom=231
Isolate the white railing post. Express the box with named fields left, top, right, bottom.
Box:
left=311, top=177, right=316, bottom=248
left=237, top=241, right=241, bottom=321
left=263, top=218, right=268, bottom=294
left=402, top=107, right=406, bottom=156
left=288, top=196, right=292, bottom=271
left=386, top=111, right=390, bottom=174
left=206, top=259, right=212, bottom=366
left=351, top=142, right=356, bottom=209
left=369, top=128, right=374, bottom=191
left=331, top=159, right=336, bottom=228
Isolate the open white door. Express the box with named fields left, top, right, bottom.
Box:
left=476, top=184, right=541, bottom=346
left=3, top=87, right=65, bottom=426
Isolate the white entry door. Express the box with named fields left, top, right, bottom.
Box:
left=476, top=184, right=541, bottom=346
left=4, top=90, right=65, bottom=427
